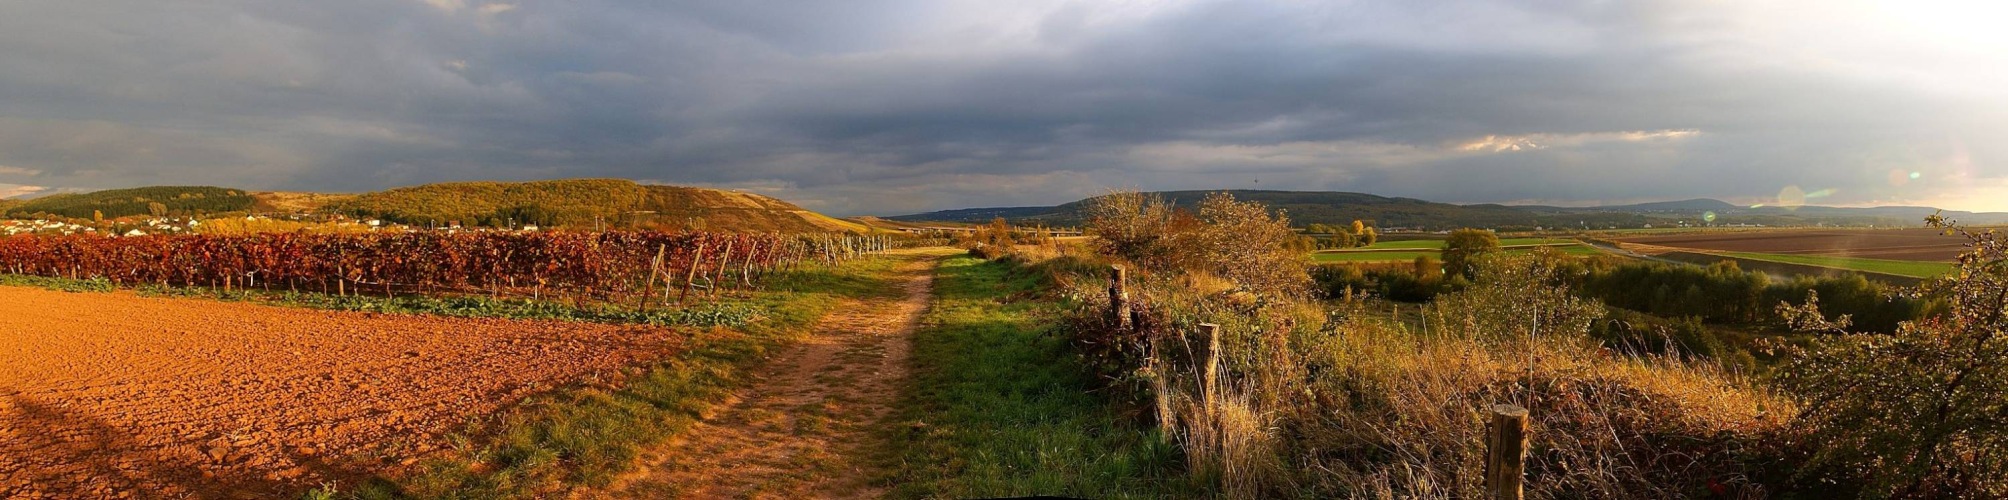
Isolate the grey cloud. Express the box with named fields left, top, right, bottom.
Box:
left=0, top=0, right=2000, bottom=214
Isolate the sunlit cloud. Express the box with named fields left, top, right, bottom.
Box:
left=1455, top=130, right=1701, bottom=153
left=0, top=184, right=48, bottom=199
left=0, top=165, right=40, bottom=176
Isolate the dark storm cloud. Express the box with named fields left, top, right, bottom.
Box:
left=0, top=0, right=2001, bottom=214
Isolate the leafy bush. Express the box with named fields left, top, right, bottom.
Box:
left=1769, top=221, right=2008, bottom=497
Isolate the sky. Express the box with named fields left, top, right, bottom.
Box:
left=0, top=0, right=2004, bottom=216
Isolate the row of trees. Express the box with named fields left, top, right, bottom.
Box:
left=1302, top=220, right=1379, bottom=249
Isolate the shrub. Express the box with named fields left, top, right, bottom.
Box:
left=1770, top=221, right=2008, bottom=497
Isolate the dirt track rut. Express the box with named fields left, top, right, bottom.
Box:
left=600, top=251, right=942, bottom=499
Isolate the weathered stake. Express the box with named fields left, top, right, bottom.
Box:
left=1199, top=323, right=1220, bottom=409
left=680, top=242, right=708, bottom=304
left=1109, top=265, right=1131, bottom=332
left=641, top=244, right=664, bottom=311
left=1486, top=404, right=1529, bottom=500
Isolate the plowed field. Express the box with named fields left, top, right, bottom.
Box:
left=0, top=287, right=683, bottom=499
left=1615, top=228, right=1967, bottom=261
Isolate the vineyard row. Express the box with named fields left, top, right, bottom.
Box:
left=0, top=231, right=897, bottom=301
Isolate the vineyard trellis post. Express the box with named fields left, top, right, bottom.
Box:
left=681, top=241, right=708, bottom=304
left=641, top=243, right=664, bottom=312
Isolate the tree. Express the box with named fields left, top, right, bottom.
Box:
left=1413, top=255, right=1443, bottom=282
left=1772, top=218, right=2008, bottom=496
left=1441, top=228, right=1500, bottom=278
left=1193, top=192, right=1312, bottom=298
left=147, top=202, right=168, bottom=217
left=1083, top=191, right=1183, bottom=270
left=1329, top=229, right=1357, bottom=249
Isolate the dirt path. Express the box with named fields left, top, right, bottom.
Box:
left=0, top=287, right=683, bottom=499
left=598, top=250, right=945, bottom=499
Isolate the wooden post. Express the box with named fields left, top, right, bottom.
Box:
left=1486, top=404, right=1529, bottom=500
left=1199, top=323, right=1220, bottom=409
left=1108, top=266, right=1131, bottom=332
left=711, top=240, right=735, bottom=298
left=680, top=242, right=708, bottom=304
left=640, top=244, right=664, bottom=311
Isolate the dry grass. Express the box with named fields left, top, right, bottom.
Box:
left=1060, top=249, right=1792, bottom=498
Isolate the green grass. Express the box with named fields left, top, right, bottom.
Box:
left=1718, top=251, right=1955, bottom=279
left=1357, top=240, right=1446, bottom=249
left=1347, top=237, right=1576, bottom=250
left=1311, top=250, right=1440, bottom=263
left=0, top=274, right=115, bottom=293
left=883, top=256, right=1197, bottom=499
left=147, top=286, right=766, bottom=328
left=1313, top=241, right=1600, bottom=263
left=0, top=273, right=766, bottom=329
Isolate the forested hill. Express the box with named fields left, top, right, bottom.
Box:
left=3, top=186, right=256, bottom=219
left=891, top=190, right=1653, bottom=230
left=888, top=190, right=2008, bottom=230
left=329, top=179, right=866, bottom=232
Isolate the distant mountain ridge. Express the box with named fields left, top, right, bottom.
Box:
left=890, top=191, right=2008, bottom=230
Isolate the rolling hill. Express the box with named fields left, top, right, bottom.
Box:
left=3, top=179, right=870, bottom=233
left=330, top=179, right=868, bottom=232
left=3, top=186, right=256, bottom=220
left=891, top=190, right=2008, bottom=230
left=891, top=190, right=1650, bottom=230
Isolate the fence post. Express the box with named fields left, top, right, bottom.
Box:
left=1485, top=404, right=1529, bottom=500
left=1108, top=266, right=1131, bottom=332
left=1199, top=323, right=1220, bottom=408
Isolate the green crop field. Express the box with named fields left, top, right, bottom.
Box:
left=1349, top=237, right=1578, bottom=250
left=1311, top=250, right=1440, bottom=263
left=1311, top=242, right=1601, bottom=263
left=1718, top=251, right=1955, bottom=279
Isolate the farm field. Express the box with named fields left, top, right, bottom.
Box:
left=1348, top=237, right=1576, bottom=250
left=0, top=286, right=682, bottom=498
left=1717, top=251, right=1955, bottom=279
left=1311, top=238, right=1599, bottom=262
left=1614, top=227, right=1969, bottom=261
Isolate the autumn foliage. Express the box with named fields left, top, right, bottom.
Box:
left=0, top=231, right=890, bottom=300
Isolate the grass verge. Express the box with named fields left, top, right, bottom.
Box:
left=882, top=256, right=1199, bottom=499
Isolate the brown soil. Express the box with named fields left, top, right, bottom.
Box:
left=0, top=287, right=683, bottom=499
left=1615, top=228, right=1968, bottom=261
left=591, top=251, right=943, bottom=499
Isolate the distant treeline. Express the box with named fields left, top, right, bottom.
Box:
left=1317, top=255, right=1934, bottom=333
left=4, top=186, right=255, bottom=220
